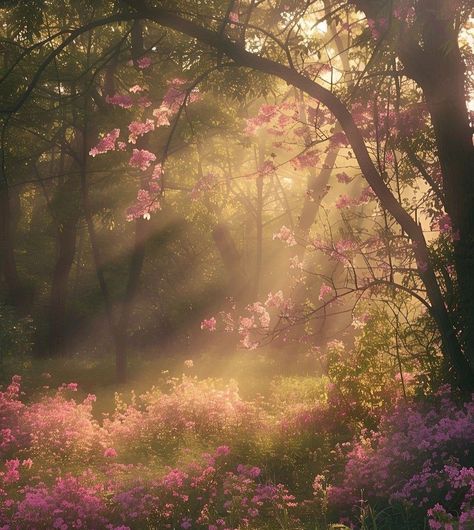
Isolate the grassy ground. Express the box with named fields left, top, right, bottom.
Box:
left=0, top=345, right=323, bottom=415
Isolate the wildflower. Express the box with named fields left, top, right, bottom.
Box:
left=201, top=317, right=217, bottom=331
left=137, top=56, right=152, bottom=69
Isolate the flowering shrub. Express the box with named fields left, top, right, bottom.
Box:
left=0, top=375, right=471, bottom=529
left=103, top=376, right=264, bottom=459
left=109, top=448, right=301, bottom=529
left=1, top=434, right=301, bottom=529
left=0, top=376, right=25, bottom=459
left=327, top=387, right=474, bottom=528
left=20, top=389, right=100, bottom=466
left=2, top=474, right=111, bottom=530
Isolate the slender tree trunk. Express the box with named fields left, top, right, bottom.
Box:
left=0, top=180, right=29, bottom=313
left=212, top=222, right=247, bottom=300
left=254, top=141, right=264, bottom=299
left=48, top=214, right=78, bottom=356
left=116, top=216, right=150, bottom=381
left=79, top=126, right=125, bottom=381
left=45, top=135, right=82, bottom=356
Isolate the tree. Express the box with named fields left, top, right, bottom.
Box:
left=118, top=0, right=474, bottom=390
left=1, top=0, right=473, bottom=390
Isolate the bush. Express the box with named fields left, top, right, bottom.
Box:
left=1, top=374, right=471, bottom=529
left=327, top=387, right=474, bottom=529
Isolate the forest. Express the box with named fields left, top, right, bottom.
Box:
left=0, top=0, right=473, bottom=528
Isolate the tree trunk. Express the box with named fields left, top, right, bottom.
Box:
left=212, top=222, right=247, bottom=300
left=0, top=181, right=29, bottom=313
left=424, top=73, right=474, bottom=377
left=48, top=214, right=78, bottom=356
left=116, top=216, right=150, bottom=382
left=254, top=140, right=264, bottom=299
left=349, top=0, right=474, bottom=389
left=397, top=1, right=474, bottom=379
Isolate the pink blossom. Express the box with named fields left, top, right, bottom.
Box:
left=318, top=283, right=333, bottom=301
left=351, top=313, right=369, bottom=329
left=239, top=316, right=255, bottom=331
left=3, top=459, right=20, bottom=484
left=330, top=131, right=348, bottom=147
left=137, top=96, right=152, bottom=108
left=335, top=194, right=352, bottom=209
left=129, top=84, right=145, bottom=93
left=247, top=302, right=271, bottom=328
left=438, top=214, right=452, bottom=234
left=215, top=445, right=231, bottom=457
left=89, top=128, right=120, bottom=157
left=129, top=149, right=157, bottom=171
left=336, top=172, right=351, bottom=183
left=367, top=18, right=388, bottom=40
left=201, top=317, right=217, bottom=331
left=241, top=333, right=259, bottom=350
left=273, top=225, right=297, bottom=246
left=159, top=78, right=201, bottom=117
left=259, top=159, right=276, bottom=175
left=105, top=94, right=133, bottom=109
left=290, top=150, right=319, bottom=170
left=126, top=188, right=161, bottom=221
left=128, top=119, right=155, bottom=144
left=245, top=104, right=279, bottom=134
left=153, top=107, right=171, bottom=127
left=289, top=255, right=303, bottom=270
left=265, top=290, right=285, bottom=309
left=22, top=458, right=33, bottom=469
left=103, top=447, right=117, bottom=458
left=356, top=186, right=376, bottom=204
left=330, top=239, right=358, bottom=266
left=137, top=56, right=152, bottom=69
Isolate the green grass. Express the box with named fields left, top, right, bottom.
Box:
left=0, top=345, right=324, bottom=415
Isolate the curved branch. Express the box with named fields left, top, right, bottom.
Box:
left=123, top=1, right=471, bottom=385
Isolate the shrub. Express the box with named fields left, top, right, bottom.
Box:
left=327, top=387, right=474, bottom=529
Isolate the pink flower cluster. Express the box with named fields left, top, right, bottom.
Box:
left=103, top=377, right=262, bottom=456
left=201, top=317, right=217, bottom=331
left=128, top=119, right=155, bottom=144
left=0, top=375, right=470, bottom=528
left=129, top=148, right=156, bottom=171
left=105, top=94, right=133, bottom=109
left=0, top=376, right=305, bottom=529
left=273, top=225, right=297, bottom=247
left=126, top=188, right=161, bottom=221
left=328, top=387, right=474, bottom=527
left=89, top=129, right=121, bottom=157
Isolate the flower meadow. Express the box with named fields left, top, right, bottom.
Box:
left=0, top=373, right=472, bottom=530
